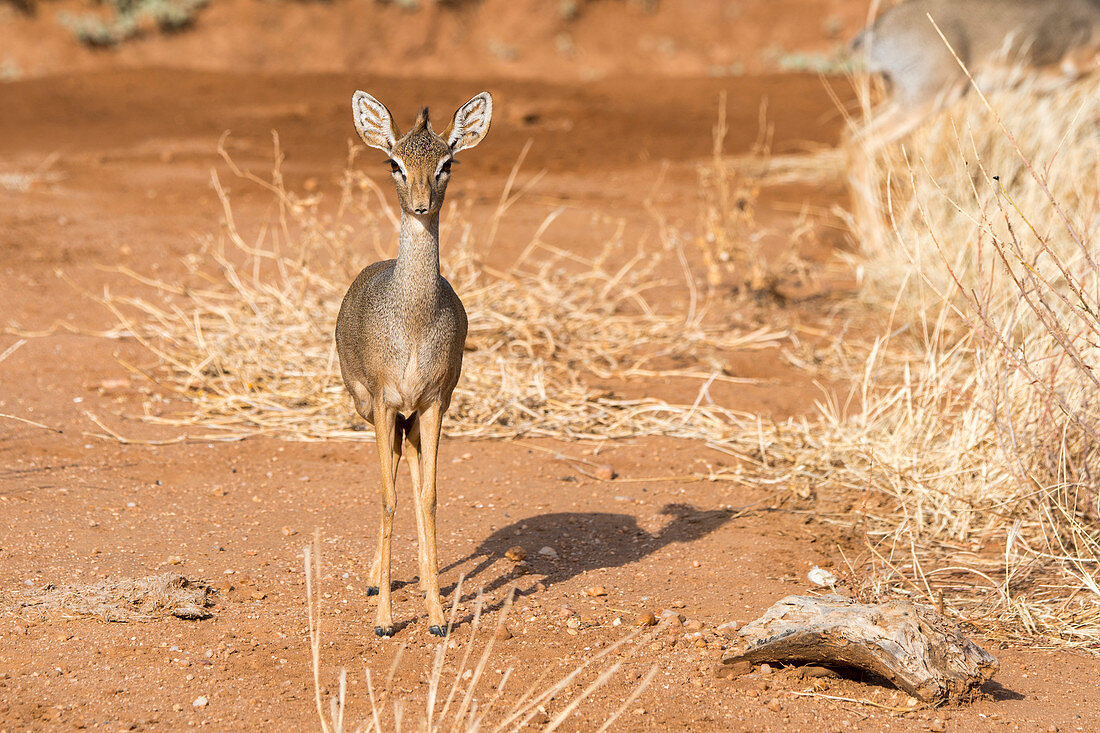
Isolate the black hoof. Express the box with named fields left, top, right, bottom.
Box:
left=375, top=625, right=395, bottom=637
left=365, top=586, right=379, bottom=596
left=428, top=625, right=447, bottom=637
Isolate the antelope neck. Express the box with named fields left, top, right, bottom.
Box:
left=393, top=211, right=442, bottom=305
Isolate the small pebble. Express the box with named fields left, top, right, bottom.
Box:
left=558, top=607, right=575, bottom=619
left=766, top=697, right=782, bottom=712
left=669, top=599, right=686, bottom=609
left=929, top=720, right=945, bottom=733
left=494, top=625, right=513, bottom=641
left=634, top=612, right=657, bottom=627
left=592, top=463, right=616, bottom=481
left=683, top=619, right=704, bottom=631
left=565, top=617, right=581, bottom=629
left=281, top=527, right=297, bottom=537
left=504, top=546, right=527, bottom=562
left=537, top=546, right=559, bottom=560
left=658, top=610, right=684, bottom=627
left=612, top=617, right=622, bottom=626
left=192, top=696, right=208, bottom=708
left=759, top=663, right=773, bottom=675
left=583, top=586, right=607, bottom=597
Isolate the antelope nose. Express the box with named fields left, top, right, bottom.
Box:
left=414, top=206, right=428, bottom=214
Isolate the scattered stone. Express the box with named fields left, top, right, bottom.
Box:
left=807, top=566, right=837, bottom=587
left=632, top=708, right=647, bottom=715
left=766, top=697, right=782, bottom=712
left=558, top=606, right=575, bottom=619
left=669, top=599, right=686, bottom=609
left=494, top=625, right=513, bottom=641
left=565, top=617, right=581, bottom=629
left=504, top=545, right=527, bottom=562
left=281, top=527, right=297, bottom=537
left=511, top=561, right=532, bottom=576
left=192, top=696, right=208, bottom=708
left=634, top=612, right=657, bottom=627
left=612, top=617, right=622, bottom=626
left=658, top=610, right=685, bottom=627
left=537, top=546, right=559, bottom=560
left=690, top=677, right=704, bottom=687
left=929, top=719, right=945, bottom=733
left=583, top=586, right=607, bottom=598
left=592, top=463, right=616, bottom=481
left=759, top=663, right=773, bottom=675
left=684, top=619, right=705, bottom=632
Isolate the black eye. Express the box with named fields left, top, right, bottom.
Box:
left=438, top=160, right=452, bottom=178
left=387, top=160, right=403, bottom=177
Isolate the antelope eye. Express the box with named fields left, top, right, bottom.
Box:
left=387, top=160, right=402, bottom=176
left=440, top=160, right=452, bottom=175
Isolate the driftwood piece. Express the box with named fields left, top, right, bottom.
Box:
left=716, top=595, right=998, bottom=704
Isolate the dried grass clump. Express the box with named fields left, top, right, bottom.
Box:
left=728, top=74, right=1100, bottom=647
left=104, top=138, right=782, bottom=443
left=17, top=573, right=214, bottom=622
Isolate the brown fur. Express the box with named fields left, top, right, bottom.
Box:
left=336, top=90, right=492, bottom=636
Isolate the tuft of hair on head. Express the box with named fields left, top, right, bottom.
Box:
left=412, top=107, right=431, bottom=134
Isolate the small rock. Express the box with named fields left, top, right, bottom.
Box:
left=250, top=591, right=266, bottom=601
left=504, top=545, right=527, bottom=562
left=669, top=599, right=686, bottom=609
left=632, top=708, right=647, bottom=715
left=592, top=463, right=616, bottom=481
left=690, top=677, right=704, bottom=687
left=281, top=527, right=297, bottom=537
left=565, top=617, right=581, bottom=629
left=583, top=586, right=607, bottom=597
left=929, top=720, right=946, bottom=733
left=634, top=612, right=657, bottom=627
left=766, top=696, right=782, bottom=712
left=758, top=663, right=773, bottom=675
left=683, top=619, right=705, bottom=632
left=192, top=696, right=208, bottom=708
left=537, top=546, right=559, bottom=560
left=494, top=625, right=513, bottom=641
left=648, top=641, right=662, bottom=651
left=807, top=566, right=837, bottom=587
left=558, top=606, right=575, bottom=619
left=612, top=617, right=622, bottom=626
left=511, top=561, right=532, bottom=576
left=658, top=610, right=685, bottom=627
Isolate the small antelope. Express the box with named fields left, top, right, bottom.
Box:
left=335, top=90, right=492, bottom=637
left=852, top=0, right=1100, bottom=142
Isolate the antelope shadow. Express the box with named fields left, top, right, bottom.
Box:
left=439, top=502, right=735, bottom=600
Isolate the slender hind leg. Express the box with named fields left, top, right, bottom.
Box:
left=415, top=402, right=447, bottom=636
left=404, top=416, right=431, bottom=595
left=370, top=406, right=401, bottom=636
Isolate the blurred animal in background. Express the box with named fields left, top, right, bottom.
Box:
left=851, top=0, right=1100, bottom=143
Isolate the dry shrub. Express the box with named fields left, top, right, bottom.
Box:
left=16, top=573, right=214, bottom=622
left=104, top=137, right=782, bottom=443
left=744, top=74, right=1100, bottom=647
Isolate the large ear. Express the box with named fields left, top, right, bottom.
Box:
left=352, top=90, right=399, bottom=152
left=446, top=92, right=493, bottom=153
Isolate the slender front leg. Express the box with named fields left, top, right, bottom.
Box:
left=416, top=402, right=447, bottom=635
left=367, top=416, right=404, bottom=596
left=372, top=405, right=401, bottom=637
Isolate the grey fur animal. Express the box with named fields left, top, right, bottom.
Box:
left=852, top=0, right=1100, bottom=141
left=335, top=90, right=492, bottom=637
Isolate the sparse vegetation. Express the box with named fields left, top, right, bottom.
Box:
left=59, top=0, right=209, bottom=47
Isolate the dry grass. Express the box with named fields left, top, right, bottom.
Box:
left=303, top=535, right=657, bottom=733
left=100, top=136, right=783, bottom=444
left=15, top=573, right=214, bottom=622
left=722, top=71, right=1100, bottom=648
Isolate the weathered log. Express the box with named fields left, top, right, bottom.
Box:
left=716, top=594, right=998, bottom=704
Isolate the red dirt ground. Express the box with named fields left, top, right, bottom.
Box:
left=2, top=4, right=1100, bottom=732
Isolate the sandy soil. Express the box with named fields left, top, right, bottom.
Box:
left=2, top=6, right=1100, bottom=732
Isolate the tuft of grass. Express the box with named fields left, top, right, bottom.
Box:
left=303, top=534, right=657, bottom=732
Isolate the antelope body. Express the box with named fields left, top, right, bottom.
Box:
left=852, top=0, right=1100, bottom=141
left=335, top=90, right=492, bottom=637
